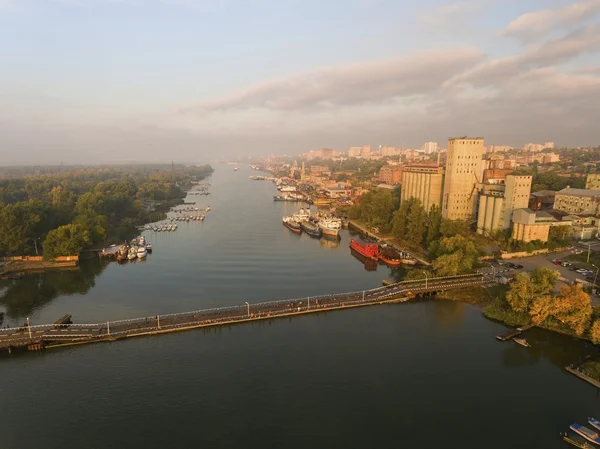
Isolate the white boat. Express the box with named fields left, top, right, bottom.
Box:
left=205, top=206, right=211, bottom=212
left=571, top=424, right=600, bottom=445
left=319, top=221, right=340, bottom=238
left=127, top=247, right=137, bottom=260
left=137, top=246, right=148, bottom=258
left=292, top=208, right=311, bottom=222
left=139, top=236, right=146, bottom=246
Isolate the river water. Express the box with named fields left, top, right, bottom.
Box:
left=0, top=165, right=598, bottom=449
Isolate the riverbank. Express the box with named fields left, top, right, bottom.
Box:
left=0, top=259, right=79, bottom=276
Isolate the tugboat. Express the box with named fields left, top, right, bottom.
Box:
left=378, top=246, right=402, bottom=266
left=350, top=239, right=379, bottom=261
left=301, top=220, right=322, bottom=238
left=282, top=216, right=302, bottom=234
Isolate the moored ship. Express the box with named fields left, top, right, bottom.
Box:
left=349, top=239, right=378, bottom=261
left=301, top=220, right=322, bottom=238
left=282, top=216, right=302, bottom=234
left=318, top=218, right=341, bottom=238
left=378, top=247, right=402, bottom=266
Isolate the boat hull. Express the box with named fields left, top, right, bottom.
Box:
left=301, top=222, right=322, bottom=238
left=378, top=255, right=402, bottom=266
left=319, top=226, right=339, bottom=238
left=349, top=240, right=378, bottom=261
left=283, top=221, right=302, bottom=234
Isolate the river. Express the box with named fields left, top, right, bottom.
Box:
left=0, top=165, right=598, bottom=449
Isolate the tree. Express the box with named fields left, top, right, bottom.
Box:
left=430, top=234, right=481, bottom=276
left=0, top=202, right=41, bottom=254
left=392, top=198, right=424, bottom=243
left=506, top=268, right=557, bottom=313
left=553, top=285, right=592, bottom=336
left=42, top=223, right=91, bottom=259
left=440, top=219, right=470, bottom=237
left=590, top=320, right=600, bottom=345
left=426, top=205, right=442, bottom=245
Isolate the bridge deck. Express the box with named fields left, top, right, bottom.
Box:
left=0, top=274, right=488, bottom=356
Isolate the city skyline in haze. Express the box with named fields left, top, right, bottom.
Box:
left=1, top=0, right=599, bottom=164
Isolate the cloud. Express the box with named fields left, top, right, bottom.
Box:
left=180, top=47, right=484, bottom=113
left=502, top=0, right=600, bottom=40
left=420, top=1, right=484, bottom=27
left=445, top=24, right=600, bottom=87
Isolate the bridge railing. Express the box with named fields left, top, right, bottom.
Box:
left=0, top=273, right=485, bottom=338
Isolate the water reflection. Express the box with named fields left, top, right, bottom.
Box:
left=0, top=258, right=108, bottom=320
left=432, top=300, right=467, bottom=329
left=350, top=248, right=378, bottom=271
left=320, top=236, right=341, bottom=249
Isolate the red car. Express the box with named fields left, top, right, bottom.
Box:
left=553, top=260, right=562, bottom=265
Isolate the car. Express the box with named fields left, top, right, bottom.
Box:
left=562, top=262, right=572, bottom=267
left=576, top=268, right=588, bottom=274
left=569, top=266, right=577, bottom=271
left=514, top=264, right=523, bottom=269
left=575, top=249, right=583, bottom=255
left=506, top=262, right=517, bottom=269
left=554, top=260, right=562, bottom=265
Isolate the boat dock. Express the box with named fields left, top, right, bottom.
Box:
left=0, top=273, right=489, bottom=357
left=495, top=324, right=535, bottom=341
left=565, top=365, right=600, bottom=389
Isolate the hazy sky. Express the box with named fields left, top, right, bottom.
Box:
left=1, top=0, right=599, bottom=164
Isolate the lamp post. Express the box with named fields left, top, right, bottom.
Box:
left=26, top=317, right=32, bottom=340
left=588, top=243, right=592, bottom=264
left=245, top=302, right=250, bottom=317
left=425, top=272, right=428, bottom=290
left=593, top=264, right=599, bottom=290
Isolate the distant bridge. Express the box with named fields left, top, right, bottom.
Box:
left=0, top=273, right=490, bottom=356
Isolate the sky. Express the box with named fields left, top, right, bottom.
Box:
left=0, top=0, right=599, bottom=164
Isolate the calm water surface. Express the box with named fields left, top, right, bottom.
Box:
left=0, top=166, right=598, bottom=449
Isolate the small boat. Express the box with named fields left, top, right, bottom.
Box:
left=588, top=418, right=600, bottom=433
left=513, top=338, right=531, bottom=348
left=350, top=239, right=379, bottom=261
left=301, top=220, right=322, bottom=238
left=127, top=247, right=137, bottom=261
left=570, top=424, right=600, bottom=445
left=282, top=216, right=302, bottom=234
left=146, top=243, right=153, bottom=253
left=234, top=167, right=239, bottom=171
left=563, top=433, right=595, bottom=449
left=137, top=245, right=148, bottom=259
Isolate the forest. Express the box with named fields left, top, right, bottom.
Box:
left=0, top=164, right=213, bottom=258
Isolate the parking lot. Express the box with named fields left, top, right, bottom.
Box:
left=480, top=246, right=600, bottom=304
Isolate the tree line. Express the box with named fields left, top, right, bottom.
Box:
left=0, top=164, right=213, bottom=258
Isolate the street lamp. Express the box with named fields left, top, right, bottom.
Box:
left=425, top=272, right=428, bottom=290
left=245, top=302, right=250, bottom=317
left=26, top=317, right=32, bottom=340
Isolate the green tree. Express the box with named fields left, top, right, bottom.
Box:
left=426, top=204, right=442, bottom=245
left=42, top=223, right=91, bottom=259
left=406, top=202, right=427, bottom=246
left=430, top=234, right=481, bottom=275
left=440, top=219, right=470, bottom=237
left=0, top=202, right=41, bottom=254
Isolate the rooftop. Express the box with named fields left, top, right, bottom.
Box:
left=557, top=188, right=600, bottom=198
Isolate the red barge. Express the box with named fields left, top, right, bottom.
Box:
left=349, top=239, right=379, bottom=261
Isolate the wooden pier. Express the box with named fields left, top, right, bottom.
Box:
left=0, top=273, right=489, bottom=358
left=565, top=365, right=600, bottom=389
left=496, top=324, right=535, bottom=341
